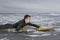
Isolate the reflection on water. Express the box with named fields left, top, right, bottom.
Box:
left=0, top=31, right=58, bottom=40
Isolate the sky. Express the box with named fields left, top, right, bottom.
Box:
left=0, top=0, right=60, bottom=13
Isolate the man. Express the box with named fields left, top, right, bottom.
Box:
left=14, top=15, right=40, bottom=31
left=0, top=15, right=40, bottom=31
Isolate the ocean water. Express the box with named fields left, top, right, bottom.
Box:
left=0, top=13, right=60, bottom=40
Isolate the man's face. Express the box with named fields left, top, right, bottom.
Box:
left=25, top=17, right=31, bottom=23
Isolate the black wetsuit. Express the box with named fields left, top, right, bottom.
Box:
left=0, top=19, right=40, bottom=31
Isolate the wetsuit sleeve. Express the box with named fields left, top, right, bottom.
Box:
left=28, top=23, right=40, bottom=28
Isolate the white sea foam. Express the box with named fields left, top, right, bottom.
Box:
left=27, top=33, right=52, bottom=37
left=33, top=31, right=46, bottom=34
left=40, top=33, right=51, bottom=36
left=27, top=35, right=40, bottom=37
left=55, top=28, right=60, bottom=32
left=27, top=29, right=35, bottom=32
left=50, top=12, right=60, bottom=16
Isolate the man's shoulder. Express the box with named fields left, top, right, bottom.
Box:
left=18, top=19, right=24, bottom=23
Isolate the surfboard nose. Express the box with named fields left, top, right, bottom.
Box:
left=37, top=28, right=54, bottom=31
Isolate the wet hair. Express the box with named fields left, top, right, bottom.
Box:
left=24, top=15, right=31, bottom=19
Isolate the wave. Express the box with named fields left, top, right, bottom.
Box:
left=0, top=13, right=60, bottom=28
left=49, top=12, right=60, bottom=16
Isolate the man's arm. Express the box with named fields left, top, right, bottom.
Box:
left=15, top=20, right=23, bottom=31
left=15, top=24, right=22, bottom=31
left=28, top=23, right=40, bottom=28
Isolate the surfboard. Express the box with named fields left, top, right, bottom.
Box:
left=0, top=27, right=54, bottom=32
left=18, top=27, right=54, bottom=32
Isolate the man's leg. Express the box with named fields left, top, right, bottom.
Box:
left=0, top=25, right=5, bottom=29
left=0, top=24, right=13, bottom=29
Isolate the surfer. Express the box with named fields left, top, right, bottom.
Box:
left=14, top=15, right=40, bottom=31
left=0, top=15, right=40, bottom=32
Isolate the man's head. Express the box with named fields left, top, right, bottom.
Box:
left=24, top=15, right=31, bottom=24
